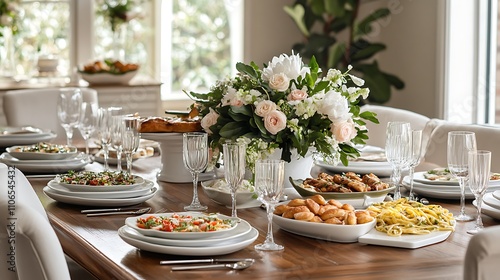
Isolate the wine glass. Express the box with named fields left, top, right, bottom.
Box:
left=182, top=132, right=209, bottom=211
left=254, top=159, right=285, bottom=251
left=57, top=88, right=82, bottom=146
left=407, top=130, right=423, bottom=201
left=467, top=150, right=491, bottom=234
left=97, top=108, right=112, bottom=170
left=447, top=131, right=477, bottom=222
left=223, top=142, right=247, bottom=218
left=77, top=102, right=98, bottom=156
left=385, top=122, right=411, bottom=200
left=122, top=117, right=141, bottom=175
left=111, top=115, right=125, bottom=171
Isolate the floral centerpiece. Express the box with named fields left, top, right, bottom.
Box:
left=187, top=52, right=378, bottom=171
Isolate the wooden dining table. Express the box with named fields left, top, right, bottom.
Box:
left=30, top=155, right=499, bottom=280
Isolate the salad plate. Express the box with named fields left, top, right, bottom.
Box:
left=43, top=185, right=158, bottom=206
left=358, top=228, right=453, bottom=249
left=118, top=226, right=258, bottom=256
left=314, top=159, right=393, bottom=178
left=125, top=212, right=239, bottom=240
left=57, top=174, right=145, bottom=192
left=6, top=144, right=78, bottom=160
left=0, top=153, right=90, bottom=173
left=47, top=179, right=154, bottom=199
left=0, top=152, right=87, bottom=165
left=482, top=192, right=500, bottom=211
left=0, top=128, right=56, bottom=147
left=121, top=219, right=252, bottom=247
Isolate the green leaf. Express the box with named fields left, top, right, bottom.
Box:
left=230, top=105, right=252, bottom=117
left=253, top=114, right=267, bottom=135
left=219, top=122, right=249, bottom=139
left=355, top=8, right=391, bottom=37
left=383, top=72, right=405, bottom=89
left=327, top=41, right=346, bottom=69
left=325, top=0, right=346, bottom=17
left=351, top=43, right=386, bottom=61
left=284, top=4, right=309, bottom=36
left=354, top=62, right=392, bottom=104
left=236, top=62, right=258, bottom=79
left=359, top=111, right=379, bottom=124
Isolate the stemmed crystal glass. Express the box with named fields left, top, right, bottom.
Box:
left=111, top=115, right=125, bottom=171
left=77, top=102, right=98, bottom=155
left=57, top=88, right=82, bottom=146
left=447, top=131, right=477, bottom=222
left=385, top=122, right=411, bottom=200
left=223, top=142, right=246, bottom=218
left=182, top=132, right=209, bottom=211
left=254, top=159, right=285, bottom=251
left=122, top=117, right=141, bottom=175
left=407, top=130, right=423, bottom=201
left=97, top=108, right=112, bottom=170
left=467, top=150, right=491, bottom=234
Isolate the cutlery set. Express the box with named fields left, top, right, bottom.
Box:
left=82, top=207, right=151, bottom=217
left=161, top=258, right=255, bottom=271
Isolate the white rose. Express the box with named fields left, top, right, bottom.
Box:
left=317, top=90, right=350, bottom=122
left=262, top=52, right=310, bottom=82
left=255, top=100, right=277, bottom=117
left=331, top=120, right=357, bottom=143
left=264, top=110, right=287, bottom=135
left=268, top=73, right=290, bottom=92
left=200, top=108, right=219, bottom=134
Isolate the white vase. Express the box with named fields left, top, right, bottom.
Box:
left=267, top=149, right=314, bottom=188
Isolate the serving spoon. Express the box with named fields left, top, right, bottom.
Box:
left=171, top=260, right=255, bottom=271
left=86, top=207, right=151, bottom=217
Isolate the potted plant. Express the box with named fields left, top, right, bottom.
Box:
left=284, top=0, right=404, bottom=104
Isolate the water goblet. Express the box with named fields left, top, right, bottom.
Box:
left=254, top=159, right=285, bottom=251
left=385, top=122, right=411, bottom=200
left=77, top=102, right=98, bottom=156
left=407, top=130, right=423, bottom=201
left=122, top=117, right=141, bottom=175
left=447, top=131, right=477, bottom=222
left=57, top=88, right=82, bottom=146
left=182, top=132, right=209, bottom=211
left=223, top=142, right=246, bottom=218
left=97, top=108, right=112, bottom=170
left=111, top=115, right=125, bottom=171
left=467, top=150, right=491, bottom=234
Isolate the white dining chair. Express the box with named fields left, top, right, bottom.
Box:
left=464, top=225, right=500, bottom=280
left=3, top=87, right=99, bottom=145
left=360, top=104, right=430, bottom=149
left=0, top=164, right=97, bottom=280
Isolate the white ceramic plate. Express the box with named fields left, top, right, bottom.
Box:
left=57, top=175, right=145, bottom=192
left=358, top=228, right=453, bottom=249
left=47, top=180, right=154, bottom=199
left=201, top=179, right=258, bottom=208
left=0, top=152, right=88, bottom=165
left=314, top=160, right=393, bottom=178
left=120, top=219, right=252, bottom=247
left=473, top=200, right=500, bottom=220
left=413, top=171, right=458, bottom=186
left=0, top=130, right=56, bottom=147
left=119, top=226, right=258, bottom=256
left=6, top=145, right=78, bottom=160
left=494, top=190, right=500, bottom=200
left=402, top=177, right=500, bottom=200
left=482, top=192, right=500, bottom=211
left=0, top=153, right=90, bottom=173
left=43, top=185, right=158, bottom=207
left=125, top=212, right=239, bottom=240
left=273, top=210, right=376, bottom=243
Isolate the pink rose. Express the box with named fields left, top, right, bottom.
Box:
left=264, top=110, right=287, bottom=135
left=255, top=100, right=277, bottom=117
left=268, top=73, right=290, bottom=92
left=331, top=120, right=357, bottom=142
left=201, top=108, right=219, bottom=134
left=287, top=89, right=307, bottom=101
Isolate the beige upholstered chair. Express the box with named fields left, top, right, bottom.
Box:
left=464, top=226, right=500, bottom=280
left=360, top=104, right=431, bottom=149
left=3, top=87, right=98, bottom=144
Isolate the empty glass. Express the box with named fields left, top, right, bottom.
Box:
left=467, top=150, right=491, bottom=234
left=223, top=142, right=247, bottom=218
left=254, top=159, right=285, bottom=251
left=447, top=131, right=477, bottom=222
left=182, top=132, right=209, bottom=211
left=57, top=88, right=82, bottom=146
left=385, top=122, right=411, bottom=200
left=97, top=108, right=112, bottom=170
left=77, top=102, right=98, bottom=155
left=122, top=117, right=141, bottom=175
left=111, top=115, right=125, bottom=171
left=407, top=130, right=423, bottom=201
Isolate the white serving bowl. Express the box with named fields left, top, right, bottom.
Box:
left=80, top=70, right=137, bottom=85
left=201, top=179, right=256, bottom=206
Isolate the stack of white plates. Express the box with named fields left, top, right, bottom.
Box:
left=43, top=175, right=158, bottom=206
left=402, top=171, right=500, bottom=199
left=473, top=190, right=500, bottom=220
left=0, top=144, right=90, bottom=173
left=0, top=127, right=56, bottom=147
left=118, top=212, right=258, bottom=255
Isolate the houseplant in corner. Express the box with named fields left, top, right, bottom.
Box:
left=187, top=52, right=378, bottom=184
left=284, top=0, right=404, bottom=104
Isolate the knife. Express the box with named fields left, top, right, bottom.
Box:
left=81, top=207, right=141, bottom=214
left=160, top=258, right=254, bottom=265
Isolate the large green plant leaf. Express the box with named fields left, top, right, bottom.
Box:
left=284, top=4, right=309, bottom=36
left=354, top=62, right=391, bottom=103
left=328, top=41, right=346, bottom=69
left=324, top=0, right=346, bottom=17
left=354, top=8, right=391, bottom=38
left=383, top=72, right=405, bottom=89
left=351, top=43, right=386, bottom=61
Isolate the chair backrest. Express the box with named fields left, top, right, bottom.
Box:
left=464, top=225, right=500, bottom=280
left=422, top=119, right=500, bottom=171
left=3, top=87, right=98, bottom=144
left=0, top=164, right=71, bottom=280
left=360, top=104, right=431, bottom=148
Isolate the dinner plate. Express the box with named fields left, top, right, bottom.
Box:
left=119, top=219, right=252, bottom=247
left=273, top=211, right=376, bottom=243
left=47, top=179, right=154, bottom=199
left=43, top=185, right=158, bottom=206
left=494, top=190, right=500, bottom=200
left=402, top=177, right=500, bottom=200
left=0, top=153, right=90, bottom=173
left=201, top=179, right=259, bottom=208
left=57, top=175, right=145, bottom=192
left=314, top=160, right=393, bottom=177
left=358, top=228, right=453, bottom=249
left=482, top=192, right=500, bottom=211
left=118, top=226, right=258, bottom=256
left=413, top=171, right=500, bottom=187
left=125, top=212, right=239, bottom=240
left=6, top=145, right=78, bottom=160
left=473, top=200, right=500, bottom=220
left=0, top=152, right=88, bottom=165
left=0, top=129, right=56, bottom=147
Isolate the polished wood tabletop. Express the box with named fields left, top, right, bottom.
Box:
left=30, top=156, right=499, bottom=280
